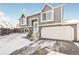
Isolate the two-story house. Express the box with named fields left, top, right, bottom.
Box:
left=19, top=4, right=79, bottom=41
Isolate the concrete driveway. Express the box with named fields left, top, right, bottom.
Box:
left=0, top=33, right=31, bottom=55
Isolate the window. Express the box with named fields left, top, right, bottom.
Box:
left=42, top=13, right=46, bottom=21
left=42, top=10, right=53, bottom=22
left=46, top=11, right=52, bottom=20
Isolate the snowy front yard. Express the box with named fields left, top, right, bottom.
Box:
left=0, top=33, right=31, bottom=55
left=0, top=33, right=79, bottom=55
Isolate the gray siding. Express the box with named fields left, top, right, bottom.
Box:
left=54, top=7, right=63, bottom=23
left=42, top=5, right=52, bottom=12
left=39, top=6, right=64, bottom=25
left=27, top=13, right=41, bottom=26
left=22, top=5, right=64, bottom=27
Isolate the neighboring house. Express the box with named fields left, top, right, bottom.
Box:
left=19, top=14, right=28, bottom=33
left=19, top=4, right=79, bottom=41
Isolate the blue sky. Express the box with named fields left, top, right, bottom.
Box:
left=0, top=3, right=79, bottom=25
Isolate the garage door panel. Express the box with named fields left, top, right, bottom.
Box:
left=41, top=26, right=74, bottom=41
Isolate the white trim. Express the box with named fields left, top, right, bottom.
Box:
left=61, top=6, right=64, bottom=23
left=41, top=10, right=54, bottom=22
left=38, top=23, right=62, bottom=27
left=38, top=22, right=78, bottom=27
left=53, top=7, right=55, bottom=21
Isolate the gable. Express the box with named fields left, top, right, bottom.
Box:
left=42, top=4, right=53, bottom=12
left=21, top=14, right=25, bottom=18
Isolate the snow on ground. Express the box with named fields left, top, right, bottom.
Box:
left=12, top=39, right=79, bottom=55
left=47, top=51, right=66, bottom=55
left=64, top=19, right=79, bottom=24
left=0, top=33, right=31, bottom=55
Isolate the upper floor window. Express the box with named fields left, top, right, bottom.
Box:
left=42, top=13, right=46, bottom=21
left=46, top=11, right=52, bottom=20
left=41, top=10, right=53, bottom=22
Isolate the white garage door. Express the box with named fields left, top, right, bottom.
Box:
left=41, top=26, right=74, bottom=41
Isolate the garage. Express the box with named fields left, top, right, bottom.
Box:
left=41, top=25, right=74, bottom=41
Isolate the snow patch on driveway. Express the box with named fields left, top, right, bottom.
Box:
left=0, top=33, right=31, bottom=55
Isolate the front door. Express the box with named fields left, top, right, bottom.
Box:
left=33, top=22, right=38, bottom=33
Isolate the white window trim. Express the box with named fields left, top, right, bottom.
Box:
left=41, top=10, right=54, bottom=22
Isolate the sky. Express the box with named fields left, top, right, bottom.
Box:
left=0, top=3, right=79, bottom=25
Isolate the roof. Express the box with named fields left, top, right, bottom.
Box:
left=64, top=19, right=79, bottom=24
left=42, top=3, right=54, bottom=9
left=27, top=12, right=41, bottom=18
left=21, top=14, right=25, bottom=18
left=19, top=3, right=65, bottom=19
